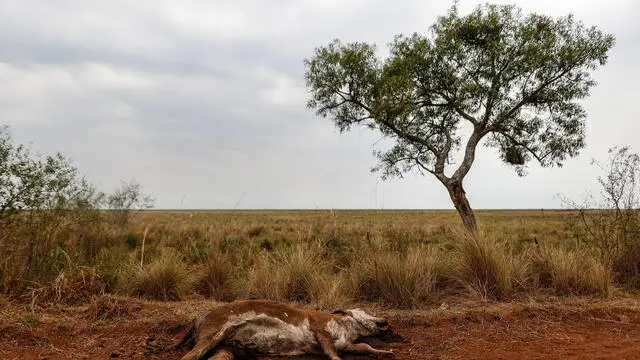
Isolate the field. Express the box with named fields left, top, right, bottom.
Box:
left=1, top=209, right=639, bottom=359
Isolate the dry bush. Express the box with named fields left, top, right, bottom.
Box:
left=531, top=247, right=611, bottom=296
left=195, top=251, right=235, bottom=301
left=349, top=245, right=443, bottom=308
left=454, top=233, right=527, bottom=300
left=563, top=147, right=640, bottom=288
left=85, top=294, right=142, bottom=321
left=29, top=267, right=105, bottom=307
left=125, top=249, right=194, bottom=301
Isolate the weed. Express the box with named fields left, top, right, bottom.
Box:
left=22, top=314, right=40, bottom=325
left=125, top=232, right=142, bottom=249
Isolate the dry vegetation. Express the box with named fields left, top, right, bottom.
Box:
left=2, top=208, right=637, bottom=310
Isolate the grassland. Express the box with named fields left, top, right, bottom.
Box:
left=3, top=208, right=635, bottom=310
left=1, top=209, right=639, bottom=359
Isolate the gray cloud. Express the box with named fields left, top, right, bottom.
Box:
left=0, top=0, right=638, bottom=209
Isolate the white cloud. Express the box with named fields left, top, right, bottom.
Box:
left=0, top=0, right=637, bottom=209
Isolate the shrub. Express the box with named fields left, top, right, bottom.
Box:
left=106, top=180, right=155, bottom=227
left=563, top=146, right=640, bottom=287
left=125, top=232, right=142, bottom=249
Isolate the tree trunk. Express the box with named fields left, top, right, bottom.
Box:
left=446, top=180, right=478, bottom=235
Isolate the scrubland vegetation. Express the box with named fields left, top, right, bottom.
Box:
left=1, top=125, right=638, bottom=310
left=2, top=207, right=638, bottom=309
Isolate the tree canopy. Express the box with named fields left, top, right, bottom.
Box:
left=304, top=3, right=614, bottom=232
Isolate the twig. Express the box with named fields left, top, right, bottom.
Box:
left=140, top=226, right=149, bottom=267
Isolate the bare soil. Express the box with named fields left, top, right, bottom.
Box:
left=1, top=297, right=639, bottom=360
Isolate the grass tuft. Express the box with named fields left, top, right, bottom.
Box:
left=29, top=267, right=105, bottom=307
left=454, top=233, right=526, bottom=300
left=349, top=245, right=442, bottom=308
left=532, top=247, right=611, bottom=296
left=195, top=251, right=235, bottom=301
left=125, top=249, right=194, bottom=301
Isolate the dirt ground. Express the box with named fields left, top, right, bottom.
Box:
left=1, top=297, right=639, bottom=360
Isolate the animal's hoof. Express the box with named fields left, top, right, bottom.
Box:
left=375, top=350, right=395, bottom=358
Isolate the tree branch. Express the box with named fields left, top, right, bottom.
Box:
left=451, top=127, right=493, bottom=182
left=436, top=91, right=479, bottom=125
left=493, top=129, right=545, bottom=163
left=498, top=67, right=573, bottom=123
left=434, top=131, right=452, bottom=175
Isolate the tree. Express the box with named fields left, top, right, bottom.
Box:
left=304, top=4, right=614, bottom=234
left=0, top=125, right=94, bottom=222
left=107, top=179, right=155, bottom=226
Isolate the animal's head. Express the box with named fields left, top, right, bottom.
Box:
left=332, top=309, right=390, bottom=336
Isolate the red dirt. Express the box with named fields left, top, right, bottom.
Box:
left=1, top=298, right=639, bottom=360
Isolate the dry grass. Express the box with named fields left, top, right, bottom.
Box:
left=28, top=267, right=105, bottom=307
left=1, top=209, right=634, bottom=308
left=454, top=232, right=528, bottom=300
left=124, top=249, right=194, bottom=301
left=244, top=243, right=339, bottom=305
left=195, top=251, right=235, bottom=301
left=85, top=294, right=142, bottom=321
left=532, top=247, right=612, bottom=296
left=349, top=245, right=443, bottom=308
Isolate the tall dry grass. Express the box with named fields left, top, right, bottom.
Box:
left=349, top=245, right=444, bottom=308
left=453, top=232, right=528, bottom=300
left=122, top=249, right=194, bottom=301
left=531, top=246, right=611, bottom=296
left=1, top=209, right=632, bottom=308
left=243, top=243, right=345, bottom=308
left=195, top=251, right=235, bottom=301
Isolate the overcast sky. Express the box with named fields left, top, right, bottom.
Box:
left=1, top=0, right=638, bottom=209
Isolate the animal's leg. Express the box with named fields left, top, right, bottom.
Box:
left=181, top=343, right=214, bottom=360
left=181, top=324, right=241, bottom=360
left=207, top=349, right=234, bottom=360
left=344, top=343, right=394, bottom=358
left=314, top=329, right=341, bottom=360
